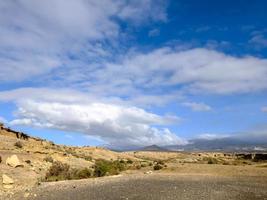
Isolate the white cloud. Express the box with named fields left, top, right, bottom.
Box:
left=0, top=88, right=184, bottom=148
left=0, top=87, right=94, bottom=103
left=1, top=1, right=267, bottom=100
left=148, top=28, right=160, bottom=37
left=182, top=102, right=212, bottom=112
left=197, top=133, right=229, bottom=140
left=249, top=32, right=267, bottom=49
left=10, top=100, right=184, bottom=148
left=85, top=48, right=267, bottom=97
left=0, top=0, right=167, bottom=82
left=118, top=0, right=167, bottom=24
left=197, top=129, right=267, bottom=144
left=261, top=106, right=267, bottom=112
left=9, top=47, right=265, bottom=108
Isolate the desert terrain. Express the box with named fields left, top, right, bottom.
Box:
left=1, top=124, right=267, bottom=200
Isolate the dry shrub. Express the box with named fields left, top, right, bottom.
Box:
left=207, top=157, right=218, bottom=164
left=45, top=161, right=71, bottom=181
left=203, top=157, right=218, bottom=164
left=126, top=159, right=133, bottom=164
left=156, top=160, right=165, bottom=165
left=44, top=161, right=92, bottom=182
left=153, top=164, right=163, bottom=170
left=43, top=156, right=54, bottom=163
left=14, top=141, right=23, bottom=148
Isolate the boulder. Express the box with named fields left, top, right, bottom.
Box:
left=6, top=155, right=23, bottom=168
left=2, top=174, right=14, bottom=189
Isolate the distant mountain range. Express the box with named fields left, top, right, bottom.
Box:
left=165, top=137, right=267, bottom=152
left=141, top=145, right=168, bottom=152
left=139, top=137, right=267, bottom=152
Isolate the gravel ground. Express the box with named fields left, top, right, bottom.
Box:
left=16, top=174, right=267, bottom=200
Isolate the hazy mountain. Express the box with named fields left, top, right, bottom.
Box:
left=141, top=145, right=168, bottom=152
left=165, top=137, right=267, bottom=152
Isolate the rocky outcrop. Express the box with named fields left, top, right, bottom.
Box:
left=6, top=155, right=23, bottom=168
left=2, top=174, right=14, bottom=189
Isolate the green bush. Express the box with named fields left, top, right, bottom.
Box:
left=72, top=168, right=92, bottom=179
left=44, top=161, right=92, bottom=182
left=93, top=160, right=126, bottom=177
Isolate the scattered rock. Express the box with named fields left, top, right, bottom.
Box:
left=25, top=160, right=32, bottom=165
left=144, top=170, right=153, bottom=174
left=2, top=174, right=14, bottom=189
left=6, top=155, right=23, bottom=168
left=24, top=192, right=30, bottom=198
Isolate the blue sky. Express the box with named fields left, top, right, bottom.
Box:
left=0, top=0, right=267, bottom=148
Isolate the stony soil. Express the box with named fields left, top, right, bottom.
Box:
left=12, top=174, right=267, bottom=200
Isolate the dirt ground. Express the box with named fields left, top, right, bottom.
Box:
left=12, top=172, right=267, bottom=200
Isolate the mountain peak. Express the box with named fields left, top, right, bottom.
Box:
left=142, top=144, right=168, bottom=152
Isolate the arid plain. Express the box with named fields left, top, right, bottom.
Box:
left=1, top=125, right=267, bottom=200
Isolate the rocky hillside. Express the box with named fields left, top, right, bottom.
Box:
left=1, top=123, right=267, bottom=199
left=0, top=124, right=137, bottom=197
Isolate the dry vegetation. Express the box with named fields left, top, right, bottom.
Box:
left=1, top=124, right=267, bottom=199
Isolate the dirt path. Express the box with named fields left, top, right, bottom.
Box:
left=12, top=174, right=267, bottom=200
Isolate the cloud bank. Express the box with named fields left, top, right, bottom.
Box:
left=0, top=0, right=167, bottom=82
left=0, top=88, right=184, bottom=148
left=1, top=1, right=267, bottom=148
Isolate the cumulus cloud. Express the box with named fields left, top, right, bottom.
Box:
left=84, top=48, right=267, bottom=98
left=0, top=88, right=184, bottom=148
left=1, top=1, right=267, bottom=100
left=0, top=0, right=167, bottom=82
left=182, top=102, right=212, bottom=112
